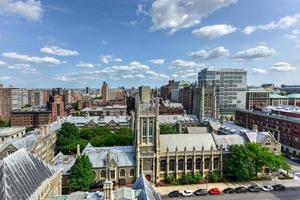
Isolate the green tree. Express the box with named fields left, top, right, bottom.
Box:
left=225, top=143, right=290, bottom=181
left=0, top=120, right=10, bottom=127
left=208, top=171, right=221, bottom=182
left=69, top=155, right=95, bottom=191
left=160, top=124, right=176, bottom=134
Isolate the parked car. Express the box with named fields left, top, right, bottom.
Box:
left=168, top=190, right=182, bottom=198
left=223, top=187, right=235, bottom=194
left=234, top=186, right=247, bottom=193
left=208, top=188, right=221, bottom=195
left=194, top=189, right=208, bottom=196
left=181, top=190, right=193, bottom=197
left=248, top=185, right=262, bottom=192
left=273, top=184, right=286, bottom=191
left=262, top=185, right=273, bottom=192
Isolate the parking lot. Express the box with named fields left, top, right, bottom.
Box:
left=162, top=187, right=300, bottom=200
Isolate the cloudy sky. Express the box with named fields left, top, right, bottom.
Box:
left=0, top=0, right=300, bottom=88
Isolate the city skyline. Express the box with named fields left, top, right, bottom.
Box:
left=0, top=0, right=300, bottom=88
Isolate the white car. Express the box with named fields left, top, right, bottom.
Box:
left=181, top=190, right=193, bottom=197
left=262, top=185, right=273, bottom=192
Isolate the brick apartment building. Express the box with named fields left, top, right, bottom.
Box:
left=235, top=107, right=300, bottom=155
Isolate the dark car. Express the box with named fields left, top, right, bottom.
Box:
left=168, top=190, right=182, bottom=198
left=223, top=187, right=235, bottom=194
left=235, top=186, right=247, bottom=193
left=194, top=189, right=208, bottom=196
left=248, top=185, right=262, bottom=192
left=273, top=184, right=286, bottom=191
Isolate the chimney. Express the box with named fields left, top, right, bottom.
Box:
left=253, top=124, right=258, bottom=132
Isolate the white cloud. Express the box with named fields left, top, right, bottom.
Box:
left=40, top=46, right=79, bottom=56
left=2, top=52, right=63, bottom=65
left=150, top=0, right=237, bottom=34
left=136, top=4, right=148, bottom=15
left=171, top=59, right=205, bottom=69
left=99, top=55, right=123, bottom=64
left=270, top=62, right=296, bottom=72
left=286, top=30, right=300, bottom=48
left=149, top=59, right=165, bottom=65
left=0, top=0, right=43, bottom=21
left=76, top=61, right=94, bottom=68
left=192, top=24, right=237, bottom=39
left=54, top=61, right=169, bottom=82
left=243, top=13, right=300, bottom=34
left=101, top=40, right=108, bottom=45
left=0, top=76, right=11, bottom=81
left=0, top=60, right=7, bottom=66
left=252, top=68, right=267, bottom=75
left=233, top=46, right=277, bottom=61
left=8, top=63, right=37, bottom=73
left=191, top=46, right=230, bottom=60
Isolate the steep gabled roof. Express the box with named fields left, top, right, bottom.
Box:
left=133, top=175, right=162, bottom=200
left=0, top=149, right=58, bottom=200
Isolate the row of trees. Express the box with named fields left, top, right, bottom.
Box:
left=56, top=122, right=133, bottom=154
left=225, top=143, right=290, bottom=181
left=166, top=172, right=222, bottom=185
left=160, top=124, right=176, bottom=134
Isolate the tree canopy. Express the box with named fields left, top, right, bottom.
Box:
left=160, top=124, right=176, bottom=134
left=69, top=154, right=95, bottom=191
left=0, top=120, right=10, bottom=127
left=56, top=122, right=133, bottom=154
left=225, top=143, right=290, bottom=181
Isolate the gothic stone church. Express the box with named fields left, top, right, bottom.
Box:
left=83, top=99, right=223, bottom=185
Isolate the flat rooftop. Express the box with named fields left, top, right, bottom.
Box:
left=0, top=127, right=25, bottom=137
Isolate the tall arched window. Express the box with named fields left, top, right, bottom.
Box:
left=169, top=159, right=176, bottom=171
left=130, top=169, right=135, bottom=176
left=120, top=169, right=126, bottom=177
left=160, top=160, right=167, bottom=171
left=196, top=158, right=201, bottom=170
left=101, top=170, right=106, bottom=178
left=213, top=158, right=219, bottom=169
left=178, top=159, right=184, bottom=171
left=142, top=119, right=147, bottom=143
left=187, top=158, right=193, bottom=170
left=205, top=158, right=210, bottom=170
left=149, top=119, right=154, bottom=143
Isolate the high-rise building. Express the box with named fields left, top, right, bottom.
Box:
left=11, top=88, right=28, bottom=110
left=101, top=81, right=109, bottom=101
left=246, top=87, right=270, bottom=110
left=178, top=86, right=194, bottom=114
left=197, top=68, right=247, bottom=118
left=138, top=86, right=151, bottom=103
left=28, top=89, right=46, bottom=106
left=48, top=95, right=65, bottom=121
left=0, top=86, right=12, bottom=121
left=160, top=80, right=174, bottom=100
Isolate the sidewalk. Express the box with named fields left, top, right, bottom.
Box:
left=155, top=179, right=300, bottom=195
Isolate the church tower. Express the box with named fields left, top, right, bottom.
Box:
left=134, top=95, right=160, bottom=183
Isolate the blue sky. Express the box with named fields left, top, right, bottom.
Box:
left=0, top=0, right=300, bottom=88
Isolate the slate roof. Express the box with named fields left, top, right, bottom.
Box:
left=186, top=127, right=209, bottom=134
left=82, top=145, right=135, bottom=168
left=0, top=149, right=58, bottom=200
left=0, top=127, right=25, bottom=137
left=114, top=187, right=134, bottom=200
left=213, top=134, right=247, bottom=150
left=65, top=116, right=130, bottom=127
left=160, top=133, right=217, bottom=152
left=52, top=152, right=76, bottom=175
left=158, top=115, right=199, bottom=124
left=9, top=133, right=38, bottom=151
left=133, top=175, right=162, bottom=200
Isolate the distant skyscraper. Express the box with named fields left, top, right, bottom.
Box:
left=197, top=68, right=247, bottom=119
left=85, top=87, right=90, bottom=94
left=0, top=85, right=12, bottom=120
left=138, top=86, right=151, bottom=103
left=11, top=88, right=28, bottom=110
left=101, top=81, right=109, bottom=101
left=48, top=95, right=65, bottom=121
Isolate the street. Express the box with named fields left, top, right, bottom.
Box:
left=162, top=187, right=300, bottom=200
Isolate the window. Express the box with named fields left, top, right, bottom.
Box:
left=142, top=119, right=147, bottom=143
left=101, top=170, right=106, bottom=178
left=160, top=160, right=167, bottom=171
left=187, top=159, right=193, bottom=170
left=120, top=169, right=125, bottom=177
left=130, top=169, right=135, bottom=177
left=196, top=158, right=201, bottom=170
left=213, top=158, right=219, bottom=169
left=149, top=119, right=154, bottom=143
left=169, top=159, right=176, bottom=171
left=111, top=170, right=115, bottom=179
left=205, top=158, right=210, bottom=170
left=178, top=159, right=184, bottom=171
